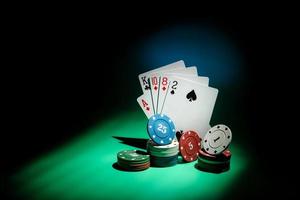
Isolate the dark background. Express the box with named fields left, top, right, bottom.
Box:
left=3, top=9, right=297, bottom=198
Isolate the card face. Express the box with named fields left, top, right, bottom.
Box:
left=148, top=75, right=160, bottom=113
left=137, top=61, right=218, bottom=136
left=159, top=66, right=198, bottom=77
left=161, top=76, right=218, bottom=138
left=148, top=66, right=199, bottom=114
left=138, top=60, right=185, bottom=115
left=156, top=75, right=209, bottom=114
left=179, top=76, right=209, bottom=86
left=137, top=93, right=154, bottom=118
left=138, top=60, right=185, bottom=93
left=174, top=66, right=198, bottom=76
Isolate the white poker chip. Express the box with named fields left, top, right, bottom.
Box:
left=202, top=124, right=232, bottom=155
left=147, top=139, right=178, bottom=149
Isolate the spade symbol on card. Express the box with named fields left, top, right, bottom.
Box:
left=186, top=90, right=197, bottom=102
left=170, top=81, right=178, bottom=95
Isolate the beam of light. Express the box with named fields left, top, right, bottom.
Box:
left=136, top=23, right=244, bottom=87
left=11, top=111, right=248, bottom=199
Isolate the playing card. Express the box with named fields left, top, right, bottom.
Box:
left=161, top=76, right=218, bottom=138
left=148, top=66, right=199, bottom=114
left=172, top=66, right=198, bottom=76
left=156, top=74, right=209, bottom=114
left=155, top=66, right=198, bottom=77
left=179, top=76, right=209, bottom=86
left=138, top=60, right=185, bottom=93
left=137, top=93, right=154, bottom=118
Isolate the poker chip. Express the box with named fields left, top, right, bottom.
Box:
left=147, top=114, right=176, bottom=145
left=196, top=148, right=231, bottom=173
left=179, top=131, right=201, bottom=162
left=150, top=155, right=178, bottom=167
left=147, top=139, right=179, bottom=157
left=146, top=139, right=179, bottom=167
left=222, top=149, right=231, bottom=158
left=197, top=156, right=229, bottom=165
left=196, top=159, right=230, bottom=173
left=202, top=124, right=232, bottom=155
left=117, top=150, right=149, bottom=162
left=117, top=150, right=150, bottom=171
left=198, top=149, right=231, bottom=162
left=118, top=161, right=150, bottom=171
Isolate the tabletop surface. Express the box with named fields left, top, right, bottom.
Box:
left=11, top=111, right=248, bottom=200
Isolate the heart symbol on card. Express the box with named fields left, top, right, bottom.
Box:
left=186, top=90, right=197, bottom=102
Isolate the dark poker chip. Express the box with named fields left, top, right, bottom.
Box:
left=196, top=158, right=230, bottom=173
left=117, top=150, right=149, bottom=163
left=117, top=150, right=150, bottom=171
left=197, top=156, right=229, bottom=165
left=198, top=149, right=231, bottom=162
left=118, top=161, right=150, bottom=171
left=150, top=155, right=178, bottom=167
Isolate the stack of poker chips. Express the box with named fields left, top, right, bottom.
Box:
left=117, top=150, right=150, bottom=171
left=195, top=124, right=232, bottom=173
left=196, top=149, right=231, bottom=173
left=147, top=139, right=179, bottom=167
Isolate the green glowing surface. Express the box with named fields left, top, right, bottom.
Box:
left=12, top=111, right=248, bottom=199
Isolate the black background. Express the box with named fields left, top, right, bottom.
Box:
left=2, top=8, right=297, bottom=199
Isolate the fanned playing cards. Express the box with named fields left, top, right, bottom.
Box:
left=137, top=60, right=218, bottom=138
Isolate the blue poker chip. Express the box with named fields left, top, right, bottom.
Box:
left=147, top=114, right=176, bottom=145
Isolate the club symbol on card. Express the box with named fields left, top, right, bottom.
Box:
left=144, top=85, right=150, bottom=90
left=170, top=90, right=175, bottom=95
left=186, top=90, right=197, bottom=102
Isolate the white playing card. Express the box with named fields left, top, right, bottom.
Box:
left=137, top=93, right=154, bottom=118
left=155, top=66, right=198, bottom=78
left=138, top=60, right=185, bottom=93
left=174, top=66, right=198, bottom=76
left=148, top=66, right=199, bottom=114
left=179, top=76, right=209, bottom=86
left=156, top=74, right=209, bottom=114
left=162, top=66, right=209, bottom=86
left=138, top=60, right=185, bottom=115
left=148, top=75, right=160, bottom=114
left=161, top=76, right=218, bottom=138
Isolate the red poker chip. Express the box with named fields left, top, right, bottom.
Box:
left=179, top=131, right=201, bottom=162
left=222, top=149, right=231, bottom=158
